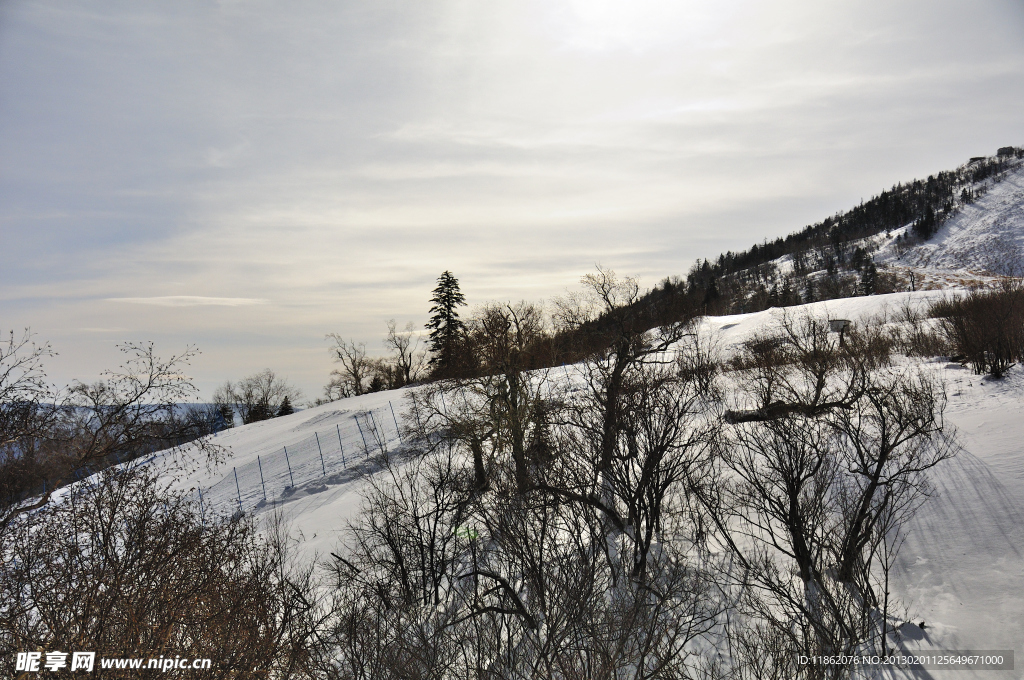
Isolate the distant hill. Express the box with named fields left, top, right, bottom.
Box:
left=639, top=147, right=1024, bottom=316
left=550, top=147, right=1024, bottom=362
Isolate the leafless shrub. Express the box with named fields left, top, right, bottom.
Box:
left=326, top=435, right=720, bottom=678
left=0, top=464, right=323, bottom=679
left=889, top=300, right=950, bottom=358
left=326, top=321, right=725, bottom=676
left=321, top=307, right=958, bottom=679
left=724, top=313, right=894, bottom=424
left=931, top=282, right=1024, bottom=377
left=704, top=312, right=958, bottom=676
left=1, top=338, right=223, bottom=528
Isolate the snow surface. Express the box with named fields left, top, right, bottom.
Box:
left=142, top=292, right=1023, bottom=678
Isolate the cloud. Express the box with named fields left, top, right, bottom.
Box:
left=1, top=0, right=1022, bottom=398
left=105, top=296, right=269, bottom=307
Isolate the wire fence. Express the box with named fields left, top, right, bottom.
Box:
left=194, top=403, right=404, bottom=517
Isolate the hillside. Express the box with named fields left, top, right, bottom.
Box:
left=623, top=148, right=1024, bottom=325
left=883, top=164, right=1024, bottom=281
left=142, top=290, right=1024, bottom=678
left=58, top=147, right=1024, bottom=675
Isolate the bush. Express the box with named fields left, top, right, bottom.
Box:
left=890, top=301, right=950, bottom=358
left=931, top=283, right=1024, bottom=377
left=0, top=465, right=323, bottom=678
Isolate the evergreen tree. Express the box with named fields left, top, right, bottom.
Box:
left=803, top=282, right=816, bottom=304
left=247, top=401, right=273, bottom=424
left=850, top=246, right=868, bottom=272
left=913, top=205, right=937, bottom=239
left=426, top=271, right=467, bottom=370
left=860, top=261, right=878, bottom=295
left=216, top=404, right=235, bottom=430
left=275, top=396, right=294, bottom=417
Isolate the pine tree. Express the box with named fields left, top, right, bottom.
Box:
left=275, top=396, right=294, bottom=417
left=246, top=401, right=272, bottom=424
left=426, top=271, right=467, bottom=370
left=860, top=261, right=878, bottom=295
left=913, top=205, right=937, bottom=239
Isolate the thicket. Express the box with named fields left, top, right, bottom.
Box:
left=1, top=465, right=323, bottom=679
left=931, top=283, right=1024, bottom=377
left=3, top=288, right=962, bottom=677
left=315, top=277, right=957, bottom=678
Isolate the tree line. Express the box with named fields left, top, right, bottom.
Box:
left=662, top=148, right=1023, bottom=316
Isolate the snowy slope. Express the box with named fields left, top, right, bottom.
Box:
left=708, top=297, right=1024, bottom=677
left=881, top=164, right=1024, bottom=279
left=891, top=367, right=1024, bottom=679
left=144, top=292, right=1024, bottom=677
left=154, top=389, right=412, bottom=558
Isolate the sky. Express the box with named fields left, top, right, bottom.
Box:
left=1, top=0, right=1023, bottom=401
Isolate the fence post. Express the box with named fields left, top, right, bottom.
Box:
left=198, top=487, right=205, bottom=526
left=355, top=416, right=370, bottom=456
left=258, top=455, right=267, bottom=500
left=369, top=411, right=383, bottom=452
left=336, top=424, right=346, bottom=469
left=233, top=467, right=243, bottom=513
left=389, top=401, right=402, bottom=442
left=315, top=432, right=327, bottom=476
left=284, top=445, right=295, bottom=487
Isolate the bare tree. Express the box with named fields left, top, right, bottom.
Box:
left=557, top=267, right=688, bottom=487
left=323, top=443, right=473, bottom=678
left=828, top=369, right=956, bottom=584
left=407, top=380, right=497, bottom=492
left=216, top=368, right=302, bottom=424
left=326, top=335, right=372, bottom=398
left=1, top=464, right=325, bottom=679
left=705, top=312, right=958, bottom=671
left=385, top=320, right=425, bottom=387
left=0, top=329, right=56, bottom=447
left=326, top=427, right=721, bottom=678
left=471, top=301, right=549, bottom=492
left=0, top=330, right=59, bottom=508
left=1, top=340, right=223, bottom=530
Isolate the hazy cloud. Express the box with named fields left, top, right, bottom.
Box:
left=106, top=297, right=270, bottom=307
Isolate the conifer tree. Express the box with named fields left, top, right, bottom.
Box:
left=860, top=261, right=879, bottom=295
left=216, top=404, right=235, bottom=430
left=913, top=205, right=937, bottom=239
left=275, top=396, right=294, bottom=417
left=425, top=271, right=467, bottom=371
